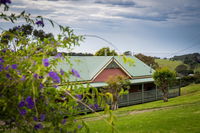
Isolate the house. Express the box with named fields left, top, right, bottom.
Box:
left=57, top=56, right=180, bottom=107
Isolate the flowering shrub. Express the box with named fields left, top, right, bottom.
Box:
left=0, top=1, right=115, bottom=133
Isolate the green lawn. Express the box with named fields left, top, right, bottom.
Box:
left=80, top=84, right=200, bottom=133
left=155, top=59, right=183, bottom=71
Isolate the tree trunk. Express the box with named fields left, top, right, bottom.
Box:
left=162, top=87, right=168, bottom=102
left=111, top=100, right=118, bottom=110
left=111, top=95, right=119, bottom=110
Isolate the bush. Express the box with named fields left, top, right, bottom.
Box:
left=180, top=74, right=200, bottom=87
left=0, top=1, right=110, bottom=132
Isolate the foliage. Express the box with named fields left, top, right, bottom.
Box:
left=175, top=64, right=188, bottom=72
left=103, top=75, right=130, bottom=110
left=0, top=1, right=111, bottom=132
left=59, top=52, right=93, bottom=56
left=135, top=53, right=159, bottom=69
left=95, top=47, right=118, bottom=56
left=175, top=64, right=194, bottom=76
left=180, top=73, right=200, bottom=87
left=153, top=68, right=176, bottom=102
left=1, top=24, right=57, bottom=55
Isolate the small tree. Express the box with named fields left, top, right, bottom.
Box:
left=123, top=51, right=132, bottom=56
left=153, top=68, right=176, bottom=102
left=104, top=75, right=130, bottom=110
left=95, top=47, right=118, bottom=56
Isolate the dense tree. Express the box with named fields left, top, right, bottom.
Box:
left=1, top=24, right=54, bottom=43
left=135, top=53, right=159, bottom=69
left=95, top=47, right=118, bottom=56
left=0, top=24, right=57, bottom=55
left=175, top=64, right=194, bottom=76
left=153, top=68, right=176, bottom=102
left=59, top=52, right=93, bottom=56
left=123, top=51, right=132, bottom=56
left=175, top=64, right=188, bottom=75
left=103, top=75, right=130, bottom=110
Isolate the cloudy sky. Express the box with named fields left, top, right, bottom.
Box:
left=1, top=0, right=200, bottom=58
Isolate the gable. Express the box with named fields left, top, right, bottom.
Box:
left=106, top=61, right=119, bottom=69
left=92, top=60, right=131, bottom=82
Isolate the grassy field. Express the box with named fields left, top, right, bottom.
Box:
left=80, top=84, right=200, bottom=133
left=194, top=64, right=200, bottom=73
left=155, top=59, right=183, bottom=71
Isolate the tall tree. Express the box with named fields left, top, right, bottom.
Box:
left=135, top=53, right=159, bottom=69
left=153, top=68, right=176, bottom=102
left=95, top=47, right=118, bottom=56
left=104, top=75, right=130, bottom=110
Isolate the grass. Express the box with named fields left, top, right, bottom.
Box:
left=194, top=64, right=200, bottom=73
left=155, top=59, right=183, bottom=71
left=80, top=84, right=200, bottom=133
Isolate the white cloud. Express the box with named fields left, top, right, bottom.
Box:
left=2, top=0, right=200, bottom=28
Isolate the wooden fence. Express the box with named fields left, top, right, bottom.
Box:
left=78, top=86, right=180, bottom=112
left=118, top=86, right=180, bottom=107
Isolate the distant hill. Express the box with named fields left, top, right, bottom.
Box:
left=155, top=53, right=200, bottom=74
left=155, top=59, right=184, bottom=71
left=170, top=53, right=200, bottom=69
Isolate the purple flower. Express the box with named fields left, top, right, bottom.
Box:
left=53, top=85, right=58, bottom=88
left=34, top=123, right=43, bottom=130
left=39, top=76, right=43, bottom=79
left=17, top=70, right=21, bottom=75
left=33, top=73, right=38, bottom=79
left=11, top=64, right=17, bottom=69
left=71, top=69, right=80, bottom=78
left=36, top=20, right=44, bottom=27
left=0, top=64, right=3, bottom=71
left=55, top=53, right=62, bottom=58
left=26, top=96, right=34, bottom=109
left=21, top=75, right=26, bottom=81
left=33, top=116, right=38, bottom=121
left=40, top=114, right=45, bottom=121
left=1, top=48, right=6, bottom=53
left=5, top=65, right=9, bottom=70
left=0, top=0, right=11, bottom=4
left=39, top=83, right=44, bottom=89
left=0, top=58, right=4, bottom=63
left=43, top=58, right=49, bottom=67
left=60, top=69, right=64, bottom=75
left=76, top=94, right=82, bottom=100
left=61, top=119, right=67, bottom=125
left=49, top=71, right=60, bottom=83
left=78, top=125, right=82, bottom=129
left=6, top=73, right=11, bottom=79
left=94, top=104, right=99, bottom=109
left=18, top=100, right=26, bottom=107
left=20, top=109, right=27, bottom=116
